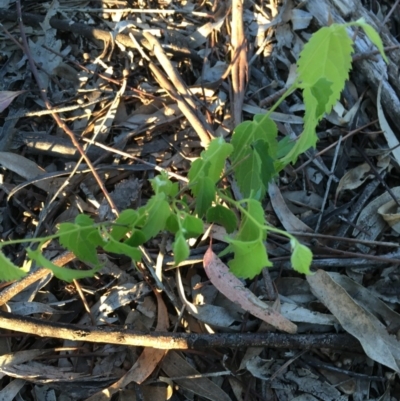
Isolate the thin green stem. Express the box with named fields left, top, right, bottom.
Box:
left=0, top=222, right=112, bottom=248
left=1, top=232, right=62, bottom=247
left=265, top=83, right=298, bottom=117
left=218, top=192, right=297, bottom=244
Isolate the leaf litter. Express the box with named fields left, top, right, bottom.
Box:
left=1, top=0, right=400, bottom=400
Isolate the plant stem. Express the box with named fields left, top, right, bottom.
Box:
left=265, top=83, right=297, bottom=117
left=218, top=191, right=297, bottom=243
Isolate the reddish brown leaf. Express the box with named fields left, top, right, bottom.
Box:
left=203, top=247, right=297, bottom=334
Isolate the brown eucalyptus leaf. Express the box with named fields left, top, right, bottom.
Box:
left=203, top=247, right=297, bottom=334
left=307, top=270, right=400, bottom=372
left=160, top=351, right=232, bottom=401
left=268, top=181, right=313, bottom=233
left=336, top=163, right=372, bottom=200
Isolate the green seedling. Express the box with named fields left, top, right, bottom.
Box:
left=0, top=19, right=387, bottom=282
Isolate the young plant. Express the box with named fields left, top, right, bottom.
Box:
left=0, top=19, right=387, bottom=282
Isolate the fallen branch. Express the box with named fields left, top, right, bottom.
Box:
left=0, top=310, right=362, bottom=351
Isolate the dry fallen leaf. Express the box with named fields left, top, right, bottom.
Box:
left=0, top=91, right=26, bottom=113
left=335, top=162, right=372, bottom=200
left=203, top=247, right=297, bottom=334
left=377, top=81, right=400, bottom=166
left=0, top=378, right=25, bottom=400
left=307, top=270, right=400, bottom=372
left=353, top=186, right=400, bottom=250
left=377, top=199, right=400, bottom=234
left=85, top=292, right=169, bottom=401
left=268, top=181, right=313, bottom=233
left=160, top=351, right=231, bottom=401
left=0, top=151, right=50, bottom=192
left=328, top=272, right=400, bottom=329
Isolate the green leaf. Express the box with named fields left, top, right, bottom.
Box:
left=290, top=239, right=312, bottom=274
left=277, top=22, right=386, bottom=171
left=206, top=205, right=238, bottom=233
left=166, top=214, right=179, bottom=234
left=275, top=136, right=295, bottom=159
left=139, top=194, right=171, bottom=240
left=27, top=248, right=100, bottom=283
left=188, top=137, right=233, bottom=185
left=277, top=24, right=355, bottom=168
left=193, top=176, right=215, bottom=216
left=353, top=18, right=388, bottom=63
left=237, top=199, right=266, bottom=242
left=232, top=115, right=278, bottom=158
left=310, top=77, right=334, bottom=118
left=173, top=231, right=189, bottom=265
left=182, top=215, right=204, bottom=238
left=87, top=229, right=107, bottom=248
left=276, top=136, right=295, bottom=159
left=222, top=199, right=269, bottom=278
left=188, top=137, right=232, bottom=214
left=252, top=139, right=275, bottom=190
left=124, top=230, right=146, bottom=247
left=236, top=150, right=265, bottom=199
left=103, top=238, right=142, bottom=261
left=231, top=114, right=278, bottom=199
left=57, top=224, right=100, bottom=265
left=0, top=251, right=26, bottom=281
left=150, top=171, right=178, bottom=196
left=58, top=216, right=102, bottom=266
left=189, top=161, right=215, bottom=215
left=111, top=209, right=138, bottom=241
left=204, top=137, right=234, bottom=182
left=278, top=88, right=319, bottom=167
left=188, top=158, right=204, bottom=185
left=75, top=214, right=95, bottom=227
left=227, top=238, right=272, bottom=278
left=297, top=24, right=353, bottom=110
left=168, top=211, right=203, bottom=240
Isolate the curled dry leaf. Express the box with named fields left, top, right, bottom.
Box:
left=190, top=14, right=226, bottom=49
left=336, top=152, right=391, bottom=201
left=378, top=199, right=400, bottom=234
left=335, top=162, right=372, bottom=200
left=376, top=152, right=391, bottom=172
left=353, top=186, right=400, bottom=249
left=203, top=247, right=297, bottom=334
